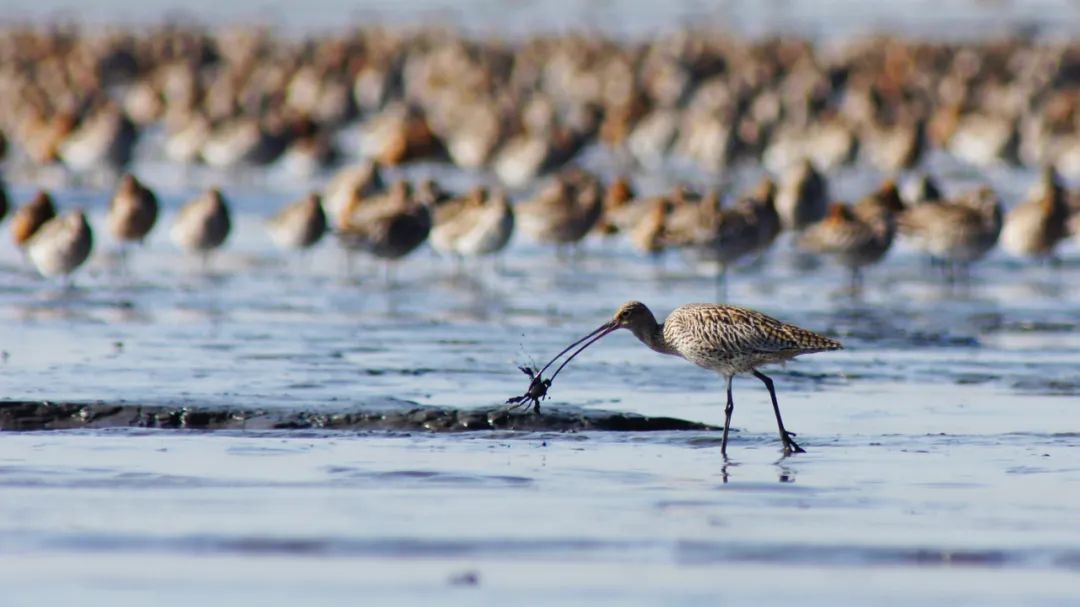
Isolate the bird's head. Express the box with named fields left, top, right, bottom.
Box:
left=612, top=300, right=656, bottom=333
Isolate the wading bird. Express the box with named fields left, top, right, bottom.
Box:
left=510, top=301, right=841, bottom=456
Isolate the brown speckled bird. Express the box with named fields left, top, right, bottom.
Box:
left=529, top=301, right=842, bottom=456
left=337, top=180, right=431, bottom=261
left=899, top=186, right=1001, bottom=278
left=516, top=169, right=603, bottom=250
left=799, top=180, right=905, bottom=291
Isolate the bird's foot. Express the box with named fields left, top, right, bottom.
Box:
left=782, top=431, right=806, bottom=455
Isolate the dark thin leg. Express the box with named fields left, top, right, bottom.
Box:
left=385, top=261, right=398, bottom=289
left=752, top=370, right=805, bottom=455
left=721, top=375, right=734, bottom=457
left=849, top=266, right=863, bottom=296
left=716, top=263, right=728, bottom=302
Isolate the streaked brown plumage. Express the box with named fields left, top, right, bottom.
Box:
left=267, top=193, right=327, bottom=251
left=668, top=181, right=778, bottom=282
left=664, top=188, right=753, bottom=265
left=108, top=173, right=158, bottom=244
left=337, top=180, right=431, bottom=260
left=528, top=301, right=841, bottom=456
left=11, top=191, right=57, bottom=248
left=899, top=186, right=1002, bottom=273
left=799, top=180, right=905, bottom=289
left=516, top=169, right=603, bottom=246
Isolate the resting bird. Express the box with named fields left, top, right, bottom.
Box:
left=26, top=209, right=94, bottom=283
left=1000, top=167, right=1070, bottom=261
left=337, top=180, right=432, bottom=280
left=898, top=186, right=1002, bottom=279
left=799, top=181, right=905, bottom=291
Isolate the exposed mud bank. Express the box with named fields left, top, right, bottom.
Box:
left=0, top=401, right=715, bottom=433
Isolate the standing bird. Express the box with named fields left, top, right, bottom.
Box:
left=337, top=180, right=432, bottom=281
left=775, top=159, right=828, bottom=231
left=430, top=186, right=515, bottom=262
left=799, top=181, right=905, bottom=292
left=1000, top=167, right=1070, bottom=260
left=170, top=187, right=231, bottom=267
left=898, top=186, right=1002, bottom=280
left=10, top=191, right=57, bottom=249
left=515, top=301, right=841, bottom=456
left=516, top=169, right=603, bottom=254
left=26, top=209, right=94, bottom=283
left=266, top=193, right=327, bottom=251
left=108, top=173, right=158, bottom=247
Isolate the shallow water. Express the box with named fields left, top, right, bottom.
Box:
left=4, top=2, right=1080, bottom=604
left=2, top=167, right=1079, bottom=604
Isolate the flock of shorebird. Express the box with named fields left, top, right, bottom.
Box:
left=1, top=159, right=1076, bottom=285
left=1, top=24, right=1078, bottom=287
left=2, top=25, right=1080, bottom=181
left=5, top=24, right=1080, bottom=455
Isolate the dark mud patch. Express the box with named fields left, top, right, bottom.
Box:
left=0, top=400, right=716, bottom=433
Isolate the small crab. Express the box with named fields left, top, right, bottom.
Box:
left=505, top=365, right=552, bottom=413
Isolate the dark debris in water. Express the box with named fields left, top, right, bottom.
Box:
left=0, top=400, right=716, bottom=433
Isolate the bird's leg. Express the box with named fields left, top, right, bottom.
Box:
left=384, top=261, right=398, bottom=289
left=117, top=244, right=130, bottom=276
left=572, top=242, right=585, bottom=262
left=721, top=375, right=734, bottom=458
left=715, top=263, right=728, bottom=302
left=752, top=370, right=805, bottom=455
left=342, top=250, right=355, bottom=280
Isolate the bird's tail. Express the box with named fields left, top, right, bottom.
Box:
left=790, top=326, right=843, bottom=353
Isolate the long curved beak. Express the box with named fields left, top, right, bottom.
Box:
left=539, top=320, right=619, bottom=382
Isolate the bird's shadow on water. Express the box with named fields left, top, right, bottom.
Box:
left=7, top=283, right=148, bottom=323
left=712, top=456, right=801, bottom=485
left=686, top=435, right=804, bottom=485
